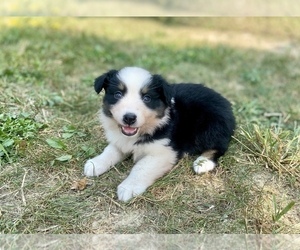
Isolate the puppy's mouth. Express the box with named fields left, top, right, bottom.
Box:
left=120, top=126, right=139, bottom=136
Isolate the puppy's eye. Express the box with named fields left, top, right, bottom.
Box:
left=114, top=91, right=123, bottom=99
left=142, top=95, right=151, bottom=103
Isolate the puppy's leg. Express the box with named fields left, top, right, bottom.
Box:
left=84, top=144, right=124, bottom=176
left=117, top=152, right=177, bottom=202
left=193, top=150, right=217, bottom=174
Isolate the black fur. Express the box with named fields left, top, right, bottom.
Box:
left=94, top=69, right=118, bottom=94
left=136, top=82, right=235, bottom=161
left=168, top=83, right=235, bottom=160
left=150, top=74, right=174, bottom=107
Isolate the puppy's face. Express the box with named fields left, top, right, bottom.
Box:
left=95, top=67, right=172, bottom=137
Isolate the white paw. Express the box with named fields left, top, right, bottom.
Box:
left=117, top=181, right=147, bottom=202
left=84, top=160, right=108, bottom=176
left=84, top=160, right=97, bottom=176
left=84, top=157, right=110, bottom=176
left=193, top=156, right=216, bottom=174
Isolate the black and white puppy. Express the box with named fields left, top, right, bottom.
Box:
left=84, top=67, right=235, bottom=202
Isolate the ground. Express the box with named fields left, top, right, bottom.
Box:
left=0, top=17, right=299, bottom=234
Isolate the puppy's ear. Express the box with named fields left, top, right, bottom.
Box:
left=94, top=69, right=118, bottom=94
left=152, top=74, right=174, bottom=106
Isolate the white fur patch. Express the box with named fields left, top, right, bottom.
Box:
left=117, top=139, right=177, bottom=202
left=193, top=156, right=216, bottom=174
left=118, top=67, right=152, bottom=88
left=171, top=97, right=175, bottom=105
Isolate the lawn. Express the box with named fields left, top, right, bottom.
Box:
left=0, top=17, right=299, bottom=234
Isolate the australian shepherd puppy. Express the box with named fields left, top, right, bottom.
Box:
left=84, top=67, right=235, bottom=202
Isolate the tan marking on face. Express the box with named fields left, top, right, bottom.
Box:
left=138, top=111, right=162, bottom=135
left=138, top=107, right=170, bottom=135
left=118, top=81, right=126, bottom=91
left=141, top=85, right=149, bottom=95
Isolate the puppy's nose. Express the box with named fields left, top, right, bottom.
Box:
left=123, top=113, right=137, bottom=125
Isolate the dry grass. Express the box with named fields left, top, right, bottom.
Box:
left=235, top=124, right=300, bottom=179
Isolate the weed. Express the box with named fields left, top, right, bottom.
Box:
left=272, top=196, right=295, bottom=223
left=0, top=112, right=45, bottom=164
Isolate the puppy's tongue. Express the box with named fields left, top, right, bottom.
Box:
left=121, top=126, right=138, bottom=136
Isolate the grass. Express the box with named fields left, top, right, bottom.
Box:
left=0, top=17, right=299, bottom=234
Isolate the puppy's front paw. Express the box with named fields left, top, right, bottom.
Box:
left=84, top=160, right=97, bottom=176
left=117, top=181, right=147, bottom=202
left=84, top=158, right=111, bottom=176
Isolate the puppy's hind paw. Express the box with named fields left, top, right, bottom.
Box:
left=193, top=156, right=216, bottom=174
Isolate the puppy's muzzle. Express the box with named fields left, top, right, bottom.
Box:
left=123, top=113, right=137, bottom=126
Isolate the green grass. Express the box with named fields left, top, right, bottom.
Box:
left=0, top=17, right=299, bottom=234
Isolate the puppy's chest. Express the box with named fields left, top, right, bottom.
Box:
left=106, top=125, right=172, bottom=161
left=132, top=138, right=171, bottom=162
left=112, top=137, right=151, bottom=161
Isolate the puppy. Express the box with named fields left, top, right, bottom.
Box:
left=84, top=67, right=235, bottom=202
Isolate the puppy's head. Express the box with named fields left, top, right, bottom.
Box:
left=94, top=67, right=173, bottom=137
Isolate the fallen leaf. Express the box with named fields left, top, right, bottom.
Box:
left=71, top=177, right=87, bottom=191
left=56, top=154, right=72, bottom=162
left=46, top=138, right=66, bottom=149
